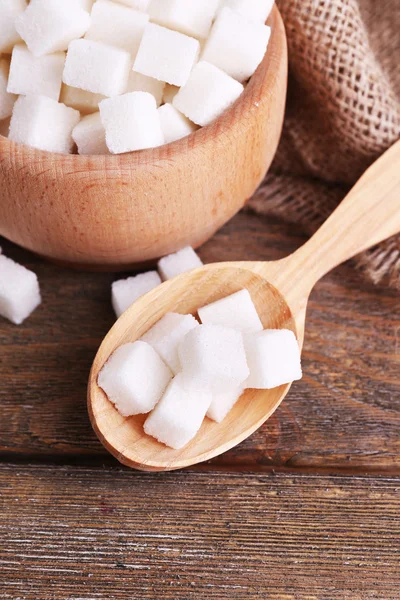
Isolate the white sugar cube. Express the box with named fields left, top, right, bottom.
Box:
left=0, top=0, right=27, bottom=54
left=16, top=0, right=91, bottom=57
left=85, top=0, right=149, bottom=57
left=8, top=45, right=65, bottom=101
left=149, top=0, right=219, bottom=40
left=219, top=0, right=274, bottom=23
left=144, top=374, right=212, bottom=449
left=100, top=91, right=164, bottom=154
left=134, top=23, right=200, bottom=87
left=202, top=7, right=271, bottom=82
left=158, top=103, right=197, bottom=144
left=112, top=271, right=162, bottom=318
left=9, top=94, right=80, bottom=154
left=63, top=39, right=131, bottom=97
left=198, top=289, right=263, bottom=334
left=98, top=341, right=173, bottom=417
left=158, top=246, right=203, bottom=281
left=60, top=85, right=105, bottom=115
left=111, top=0, right=151, bottom=10
left=179, top=324, right=249, bottom=393
left=207, top=384, right=244, bottom=423
left=173, top=61, right=243, bottom=126
left=76, top=0, right=95, bottom=11
left=245, top=329, right=302, bottom=389
left=141, top=312, right=198, bottom=374
left=0, top=254, right=41, bottom=325
left=0, top=57, right=17, bottom=120
left=163, top=83, right=179, bottom=104
left=72, top=113, right=109, bottom=156
left=127, top=71, right=165, bottom=107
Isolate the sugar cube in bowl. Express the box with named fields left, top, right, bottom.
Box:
left=0, top=4, right=287, bottom=270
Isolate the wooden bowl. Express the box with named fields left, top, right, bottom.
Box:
left=0, top=7, right=287, bottom=271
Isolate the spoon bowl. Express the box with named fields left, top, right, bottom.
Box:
left=88, top=140, right=400, bottom=471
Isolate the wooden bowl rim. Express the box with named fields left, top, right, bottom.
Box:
left=0, top=6, right=286, bottom=166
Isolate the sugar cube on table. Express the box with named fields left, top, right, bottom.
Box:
left=179, top=324, right=250, bottom=393
left=245, top=329, right=302, bottom=389
left=127, top=71, right=165, bottom=107
left=15, top=0, right=91, bottom=57
left=112, top=271, right=162, bottom=318
left=63, top=39, right=131, bottom=97
left=158, top=246, right=203, bottom=281
left=202, top=7, right=271, bottom=82
left=0, top=0, right=27, bottom=54
left=144, top=374, right=212, bottom=449
left=100, top=91, right=164, bottom=154
left=60, top=85, right=105, bottom=115
left=0, top=57, right=17, bottom=120
left=198, top=289, right=263, bottom=334
left=158, top=103, right=197, bottom=144
left=8, top=45, right=65, bottom=101
left=72, top=113, right=109, bottom=156
left=0, top=253, right=41, bottom=325
left=9, top=94, right=80, bottom=154
left=141, top=312, right=198, bottom=374
left=219, top=0, right=274, bottom=23
left=173, top=61, right=243, bottom=126
left=133, top=23, right=200, bottom=87
left=110, top=0, right=151, bottom=10
left=85, top=0, right=149, bottom=58
left=207, top=384, right=245, bottom=423
left=149, top=0, right=220, bottom=40
left=98, top=341, right=173, bottom=417
left=163, top=83, right=179, bottom=105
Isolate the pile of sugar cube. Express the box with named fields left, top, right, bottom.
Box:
left=99, top=287, right=302, bottom=450
left=0, top=0, right=273, bottom=155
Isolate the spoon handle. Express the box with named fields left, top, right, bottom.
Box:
left=287, top=139, right=400, bottom=289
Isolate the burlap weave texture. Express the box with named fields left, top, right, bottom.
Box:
left=250, top=0, right=400, bottom=288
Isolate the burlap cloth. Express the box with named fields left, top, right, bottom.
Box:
left=249, top=0, right=400, bottom=289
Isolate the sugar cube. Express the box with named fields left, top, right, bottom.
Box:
left=133, top=23, right=200, bottom=87
left=60, top=85, right=105, bottom=115
left=163, top=83, right=179, bottom=104
left=141, top=312, right=198, bottom=374
left=207, top=384, right=245, bottom=423
left=173, top=61, right=243, bottom=126
left=179, top=324, right=249, bottom=393
left=8, top=45, right=65, bottom=101
left=202, top=7, right=271, bottom=82
left=219, top=0, right=274, bottom=23
left=112, top=271, right=162, bottom=318
left=100, top=91, right=164, bottom=154
left=149, top=0, right=220, bottom=40
left=0, top=0, right=27, bottom=54
left=63, top=39, right=131, bottom=97
left=144, top=374, right=212, bottom=449
left=245, top=329, right=302, bottom=389
left=0, top=57, right=17, bottom=120
left=16, top=0, right=91, bottom=57
left=158, top=246, right=203, bottom=281
left=111, top=0, right=151, bottom=10
left=158, top=103, right=197, bottom=144
left=76, top=0, right=95, bottom=11
left=98, top=341, right=173, bottom=417
left=198, top=289, right=263, bottom=334
left=0, top=116, right=11, bottom=137
left=85, top=0, right=149, bottom=58
left=9, top=94, right=80, bottom=154
left=127, top=71, right=165, bottom=107
left=72, top=113, right=109, bottom=156
left=0, top=253, right=41, bottom=325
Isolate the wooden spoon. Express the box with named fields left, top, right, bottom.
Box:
left=88, top=140, right=400, bottom=471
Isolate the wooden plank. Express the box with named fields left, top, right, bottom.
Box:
left=0, top=212, right=399, bottom=470
left=0, top=464, right=399, bottom=599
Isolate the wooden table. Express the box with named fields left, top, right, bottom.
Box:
left=1, top=211, right=399, bottom=599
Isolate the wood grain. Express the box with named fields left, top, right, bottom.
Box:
left=0, top=7, right=287, bottom=270
left=1, top=212, right=399, bottom=471
left=0, top=464, right=399, bottom=599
